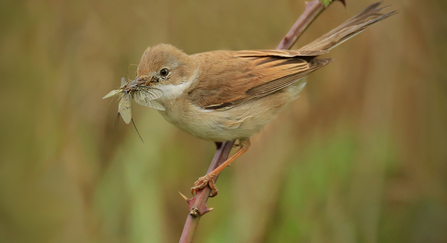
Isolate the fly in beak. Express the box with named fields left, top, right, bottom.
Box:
left=103, top=75, right=166, bottom=124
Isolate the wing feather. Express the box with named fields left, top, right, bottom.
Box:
left=187, top=50, right=331, bottom=109
left=246, top=58, right=331, bottom=98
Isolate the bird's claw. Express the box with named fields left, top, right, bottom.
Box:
left=191, top=174, right=219, bottom=197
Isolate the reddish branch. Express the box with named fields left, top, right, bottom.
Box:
left=179, top=1, right=345, bottom=242
left=178, top=141, right=234, bottom=243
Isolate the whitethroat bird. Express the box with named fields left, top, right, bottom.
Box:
left=104, top=2, right=396, bottom=197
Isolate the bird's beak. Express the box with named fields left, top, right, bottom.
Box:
left=131, top=72, right=158, bottom=86
left=130, top=76, right=147, bottom=86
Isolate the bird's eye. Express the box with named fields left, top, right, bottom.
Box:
left=159, top=68, right=169, bottom=77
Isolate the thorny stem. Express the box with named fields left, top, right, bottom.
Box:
left=179, top=1, right=344, bottom=242
left=179, top=141, right=234, bottom=243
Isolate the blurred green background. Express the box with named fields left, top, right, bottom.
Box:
left=1, top=0, right=446, bottom=242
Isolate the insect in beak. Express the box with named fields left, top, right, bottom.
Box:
left=103, top=77, right=165, bottom=124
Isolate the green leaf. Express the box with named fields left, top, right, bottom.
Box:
left=321, top=0, right=332, bottom=7
left=321, top=0, right=347, bottom=7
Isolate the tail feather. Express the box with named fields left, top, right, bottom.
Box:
left=299, top=2, right=397, bottom=52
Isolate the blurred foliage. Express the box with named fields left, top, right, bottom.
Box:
left=1, top=0, right=446, bottom=242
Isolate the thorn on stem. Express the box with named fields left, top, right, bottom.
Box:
left=338, top=0, right=347, bottom=7
left=178, top=191, right=189, bottom=202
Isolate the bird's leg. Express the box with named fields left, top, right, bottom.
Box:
left=191, top=139, right=251, bottom=197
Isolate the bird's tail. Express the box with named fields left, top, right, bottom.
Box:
left=298, top=2, right=397, bottom=53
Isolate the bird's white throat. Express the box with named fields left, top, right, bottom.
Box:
left=157, top=82, right=191, bottom=102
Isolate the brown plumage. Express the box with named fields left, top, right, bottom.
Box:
left=187, top=50, right=331, bottom=110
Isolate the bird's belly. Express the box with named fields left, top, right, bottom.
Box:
left=159, top=105, right=263, bottom=141
left=157, top=82, right=304, bottom=141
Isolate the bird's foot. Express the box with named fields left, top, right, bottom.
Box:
left=191, top=173, right=219, bottom=197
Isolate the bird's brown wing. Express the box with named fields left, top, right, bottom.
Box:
left=187, top=50, right=331, bottom=110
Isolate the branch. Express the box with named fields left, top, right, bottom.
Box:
left=179, top=1, right=344, bottom=242
left=179, top=141, right=234, bottom=243
left=277, top=0, right=345, bottom=50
